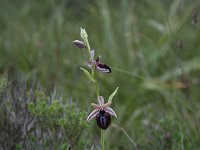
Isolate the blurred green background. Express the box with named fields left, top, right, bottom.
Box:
left=0, top=0, right=200, bottom=149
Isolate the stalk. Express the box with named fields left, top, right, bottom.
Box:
left=82, top=28, right=104, bottom=150
left=94, top=71, right=100, bottom=98
left=93, top=67, right=104, bottom=150
left=101, top=129, right=105, bottom=150
left=94, top=71, right=104, bottom=149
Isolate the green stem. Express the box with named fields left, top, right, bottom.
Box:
left=92, top=60, right=104, bottom=150
left=86, top=39, right=91, bottom=54
left=94, top=72, right=99, bottom=98
left=93, top=69, right=104, bottom=150
left=101, top=129, right=105, bottom=150
left=83, top=30, right=104, bottom=150
left=84, top=38, right=92, bottom=61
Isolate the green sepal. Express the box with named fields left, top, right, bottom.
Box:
left=80, top=67, right=96, bottom=83
left=108, top=87, right=119, bottom=103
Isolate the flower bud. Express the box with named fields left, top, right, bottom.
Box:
left=73, top=40, right=85, bottom=48
left=80, top=28, right=88, bottom=40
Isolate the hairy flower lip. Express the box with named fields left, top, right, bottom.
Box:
left=96, top=63, right=111, bottom=73
left=87, top=96, right=117, bottom=122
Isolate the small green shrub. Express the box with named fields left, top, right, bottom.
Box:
left=0, top=78, right=88, bottom=150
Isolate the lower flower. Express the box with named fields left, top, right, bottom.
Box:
left=87, top=96, right=117, bottom=130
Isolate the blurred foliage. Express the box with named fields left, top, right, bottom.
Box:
left=0, top=0, right=200, bottom=149
left=0, top=78, right=88, bottom=149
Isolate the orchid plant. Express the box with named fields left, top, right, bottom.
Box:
left=73, top=28, right=119, bottom=149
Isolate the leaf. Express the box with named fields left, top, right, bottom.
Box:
left=108, top=87, right=119, bottom=103
left=80, top=67, right=96, bottom=83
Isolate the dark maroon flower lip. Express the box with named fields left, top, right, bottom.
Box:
left=87, top=50, right=111, bottom=73
left=96, top=62, right=111, bottom=73
left=96, top=109, right=111, bottom=130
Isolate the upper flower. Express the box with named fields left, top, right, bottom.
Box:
left=88, top=50, right=111, bottom=73
left=87, top=96, right=117, bottom=130
left=73, top=40, right=86, bottom=49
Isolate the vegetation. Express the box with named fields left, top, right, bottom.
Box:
left=0, top=0, right=200, bottom=149
left=0, top=78, right=88, bottom=149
